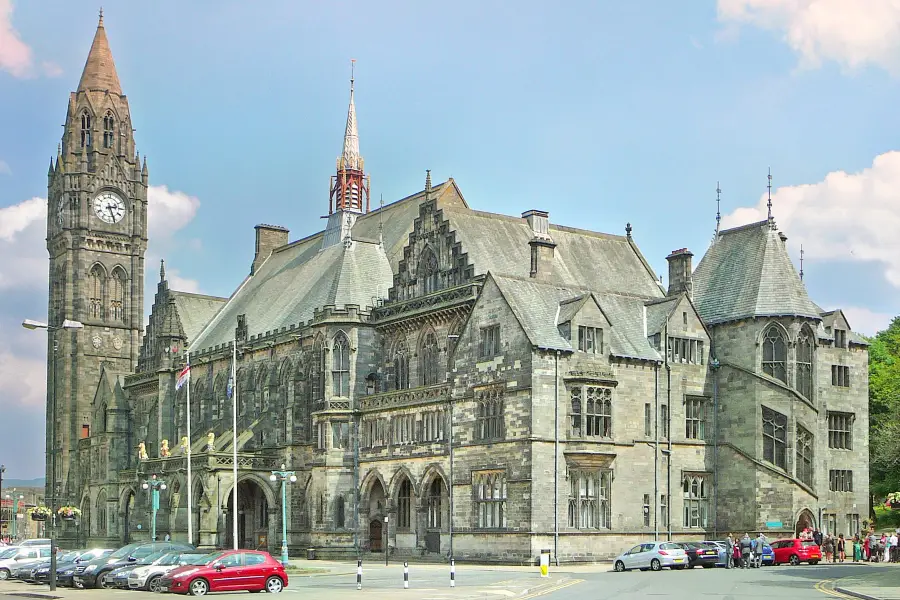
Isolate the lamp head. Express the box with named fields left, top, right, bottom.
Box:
left=269, top=474, right=277, bottom=482
left=61, top=319, right=84, bottom=329
left=160, top=483, right=167, bottom=490
left=141, top=483, right=149, bottom=490
left=280, top=463, right=286, bottom=470
left=289, top=475, right=297, bottom=483
left=22, top=319, right=48, bottom=330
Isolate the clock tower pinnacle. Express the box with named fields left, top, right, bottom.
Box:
left=46, top=12, right=147, bottom=505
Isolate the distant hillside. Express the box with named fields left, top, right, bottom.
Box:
left=3, top=478, right=44, bottom=488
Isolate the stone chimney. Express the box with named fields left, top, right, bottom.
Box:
left=252, top=224, right=289, bottom=275
left=523, top=210, right=556, bottom=280
left=666, top=248, right=693, bottom=298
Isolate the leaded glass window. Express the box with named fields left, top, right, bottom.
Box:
left=762, top=406, right=787, bottom=469
left=762, top=326, right=787, bottom=382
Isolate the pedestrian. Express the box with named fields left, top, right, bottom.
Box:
left=837, top=534, right=845, bottom=563
left=853, top=535, right=862, bottom=562
left=733, top=538, right=741, bottom=568
left=726, top=534, right=735, bottom=569
left=740, top=533, right=752, bottom=568
left=756, top=532, right=767, bottom=567
left=813, top=529, right=823, bottom=547
left=864, top=533, right=871, bottom=561
left=824, top=536, right=834, bottom=563
left=890, top=531, right=898, bottom=562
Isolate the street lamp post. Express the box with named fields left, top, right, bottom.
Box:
left=269, top=464, right=297, bottom=567
left=22, top=317, right=84, bottom=592
left=141, top=475, right=167, bottom=541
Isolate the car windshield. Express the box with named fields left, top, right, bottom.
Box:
left=59, top=551, right=81, bottom=562
left=108, top=543, right=143, bottom=559
left=187, top=552, right=225, bottom=565
left=0, top=548, right=18, bottom=559
left=152, top=552, right=182, bottom=566
left=139, top=550, right=170, bottom=565
left=660, top=543, right=682, bottom=551
left=177, top=553, right=209, bottom=565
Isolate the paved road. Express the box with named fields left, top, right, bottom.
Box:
left=0, top=562, right=891, bottom=600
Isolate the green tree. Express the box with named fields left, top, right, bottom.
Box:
left=869, top=316, right=900, bottom=497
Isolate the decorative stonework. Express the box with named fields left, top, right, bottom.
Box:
left=360, top=383, right=451, bottom=413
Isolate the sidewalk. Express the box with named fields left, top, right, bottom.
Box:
left=835, top=568, right=900, bottom=600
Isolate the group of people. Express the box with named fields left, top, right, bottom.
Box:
left=724, top=533, right=768, bottom=568
left=799, top=527, right=900, bottom=562
left=800, top=528, right=849, bottom=562
left=860, top=531, right=900, bottom=562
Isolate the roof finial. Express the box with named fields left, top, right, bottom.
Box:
left=800, top=244, right=805, bottom=281
left=160, top=258, right=166, bottom=282
left=99, top=7, right=104, bottom=26
left=767, top=167, right=774, bottom=225
left=425, top=169, right=432, bottom=197
left=715, top=181, right=722, bottom=240
left=350, top=58, right=355, bottom=92
left=625, top=222, right=632, bottom=240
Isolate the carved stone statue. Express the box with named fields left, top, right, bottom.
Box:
left=138, top=442, right=148, bottom=461
left=180, top=436, right=189, bottom=454
left=160, top=439, right=170, bottom=458
left=206, top=431, right=215, bottom=451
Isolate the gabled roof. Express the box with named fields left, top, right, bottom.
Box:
left=491, top=274, right=662, bottom=361
left=645, top=297, right=678, bottom=336
left=693, top=220, right=821, bottom=325
left=77, top=15, right=122, bottom=95
left=171, top=292, right=227, bottom=345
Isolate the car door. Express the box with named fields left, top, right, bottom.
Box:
left=242, top=553, right=268, bottom=589
left=210, top=552, right=244, bottom=591
left=622, top=545, right=643, bottom=569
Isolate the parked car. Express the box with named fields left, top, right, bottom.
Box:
left=74, top=541, right=194, bottom=588
left=0, top=546, right=51, bottom=580
left=758, top=543, right=774, bottom=566
left=681, top=541, right=720, bottom=568
left=159, top=550, right=288, bottom=595
left=19, top=539, right=52, bottom=547
left=770, top=538, right=821, bottom=565
left=613, top=541, right=688, bottom=572
left=35, top=548, right=115, bottom=586
left=129, top=552, right=208, bottom=592
left=11, top=550, right=80, bottom=581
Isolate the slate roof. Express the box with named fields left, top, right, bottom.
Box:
left=692, top=220, right=821, bottom=325
left=645, top=297, right=678, bottom=336
left=170, top=292, right=227, bottom=344
left=492, top=275, right=662, bottom=361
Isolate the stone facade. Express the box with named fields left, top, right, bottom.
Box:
left=47, top=16, right=869, bottom=562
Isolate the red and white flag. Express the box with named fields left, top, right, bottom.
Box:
left=175, top=364, right=191, bottom=390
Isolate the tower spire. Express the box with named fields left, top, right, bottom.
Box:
left=766, top=167, right=774, bottom=226
left=77, top=9, right=122, bottom=95
left=329, top=60, right=369, bottom=214
left=160, top=259, right=166, bottom=282
left=715, top=181, right=722, bottom=240
left=800, top=245, right=805, bottom=281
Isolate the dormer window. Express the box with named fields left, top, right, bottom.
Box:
left=834, top=329, right=847, bottom=349
left=578, top=326, right=603, bottom=354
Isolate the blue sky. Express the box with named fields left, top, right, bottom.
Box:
left=1, top=0, right=899, bottom=478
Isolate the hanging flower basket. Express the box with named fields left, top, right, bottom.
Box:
left=29, top=506, right=52, bottom=521
left=57, top=506, right=81, bottom=521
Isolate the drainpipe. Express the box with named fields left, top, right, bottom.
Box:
left=665, top=324, right=672, bottom=541
left=654, top=362, right=660, bottom=541
left=554, top=350, right=560, bottom=566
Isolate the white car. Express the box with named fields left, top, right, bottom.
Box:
left=613, top=541, right=688, bottom=572
left=0, top=546, right=52, bottom=579
left=128, top=552, right=208, bottom=592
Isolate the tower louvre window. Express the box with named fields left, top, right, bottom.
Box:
left=109, top=267, right=126, bottom=322
left=81, top=112, right=92, bottom=148
left=103, top=111, right=115, bottom=148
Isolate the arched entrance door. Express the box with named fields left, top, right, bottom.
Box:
left=122, top=491, right=135, bottom=544
left=365, top=478, right=386, bottom=552
left=796, top=508, right=815, bottom=536
left=225, top=479, right=270, bottom=549
left=369, top=519, right=383, bottom=552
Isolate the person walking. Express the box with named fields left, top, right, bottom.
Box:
left=837, top=534, right=845, bottom=563
left=823, top=535, right=834, bottom=563
left=740, top=534, right=752, bottom=569
left=725, top=534, right=735, bottom=569
left=813, top=529, right=823, bottom=547
left=756, top=533, right=767, bottom=567
left=853, top=535, right=862, bottom=562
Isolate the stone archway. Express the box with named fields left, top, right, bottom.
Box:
left=796, top=508, right=816, bottom=536
left=122, top=490, right=135, bottom=544
left=225, top=478, right=272, bottom=550
left=366, top=478, right=387, bottom=552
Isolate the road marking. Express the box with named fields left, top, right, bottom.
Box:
left=476, top=590, right=517, bottom=596
left=815, top=579, right=856, bottom=599
left=518, top=578, right=583, bottom=600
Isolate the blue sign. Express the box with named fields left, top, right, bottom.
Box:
left=766, top=521, right=783, bottom=528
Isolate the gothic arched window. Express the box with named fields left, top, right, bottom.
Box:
left=393, top=341, right=409, bottom=391
left=796, top=327, right=814, bottom=399
left=109, top=267, right=126, bottom=322
left=420, top=330, right=440, bottom=386
left=80, top=111, right=92, bottom=147
left=89, top=264, right=105, bottom=320
left=308, top=339, right=325, bottom=412
left=103, top=111, right=115, bottom=148
left=332, top=333, right=350, bottom=397
left=397, top=479, right=412, bottom=529
left=419, top=249, right=439, bottom=295
left=761, top=326, right=787, bottom=383
left=427, top=478, right=444, bottom=529
left=96, top=490, right=107, bottom=535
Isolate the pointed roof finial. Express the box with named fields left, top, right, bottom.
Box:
left=339, top=59, right=361, bottom=171
left=715, top=181, right=722, bottom=240
left=799, top=244, right=805, bottom=281
left=767, top=167, right=774, bottom=224
left=78, top=9, right=122, bottom=95
left=625, top=222, right=632, bottom=240
left=425, top=169, right=432, bottom=197
left=160, top=259, right=166, bottom=282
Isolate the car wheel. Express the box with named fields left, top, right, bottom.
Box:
left=0, top=569, right=9, bottom=580
left=614, top=561, right=626, bottom=572
left=789, top=555, right=800, bottom=566
left=100, top=573, right=117, bottom=589
left=148, top=575, right=163, bottom=593
left=650, top=559, right=661, bottom=571
left=189, top=578, right=209, bottom=596
left=265, top=576, right=284, bottom=594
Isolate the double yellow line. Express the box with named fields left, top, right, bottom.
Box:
left=519, top=578, right=584, bottom=600
left=815, top=579, right=855, bottom=599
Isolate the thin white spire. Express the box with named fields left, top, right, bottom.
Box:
left=341, top=60, right=361, bottom=171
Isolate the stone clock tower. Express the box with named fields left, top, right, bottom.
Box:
left=46, top=13, right=147, bottom=503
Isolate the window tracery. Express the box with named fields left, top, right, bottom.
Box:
left=419, top=249, right=439, bottom=295
left=420, top=330, right=440, bottom=386
left=332, top=333, right=350, bottom=396
left=103, top=111, right=115, bottom=148
left=761, top=326, right=787, bottom=383
left=796, top=327, right=814, bottom=399
left=392, top=340, right=409, bottom=390
left=89, top=264, right=105, bottom=320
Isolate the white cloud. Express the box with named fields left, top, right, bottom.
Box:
left=0, top=196, right=43, bottom=241
left=718, top=0, right=900, bottom=73
left=0, top=159, right=10, bottom=175
left=721, top=151, right=900, bottom=299
left=0, top=0, right=32, bottom=77
left=0, top=328, right=46, bottom=408
left=147, top=185, right=201, bottom=238
left=40, top=61, right=61, bottom=78
left=840, top=306, right=894, bottom=337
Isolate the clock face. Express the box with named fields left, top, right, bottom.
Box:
left=93, top=191, right=126, bottom=224
left=56, top=198, right=66, bottom=227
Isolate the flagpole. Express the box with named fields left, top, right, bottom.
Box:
left=186, top=350, right=193, bottom=545
left=232, top=339, right=239, bottom=550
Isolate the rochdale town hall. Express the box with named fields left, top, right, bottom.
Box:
left=42, top=15, right=869, bottom=562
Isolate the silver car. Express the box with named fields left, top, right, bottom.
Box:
left=613, top=541, right=688, bottom=572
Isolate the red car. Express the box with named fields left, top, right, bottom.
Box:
left=158, top=550, right=287, bottom=596
left=770, top=539, right=821, bottom=565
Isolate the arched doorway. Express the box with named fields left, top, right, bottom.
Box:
left=367, top=479, right=386, bottom=552
left=123, top=491, right=135, bottom=544
left=424, top=475, right=449, bottom=554
left=796, top=508, right=815, bottom=536
left=370, top=519, right=383, bottom=552
left=225, top=479, right=271, bottom=550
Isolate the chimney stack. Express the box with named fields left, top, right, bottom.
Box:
left=666, top=248, right=693, bottom=298
left=252, top=224, right=289, bottom=275
left=523, top=210, right=556, bottom=280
